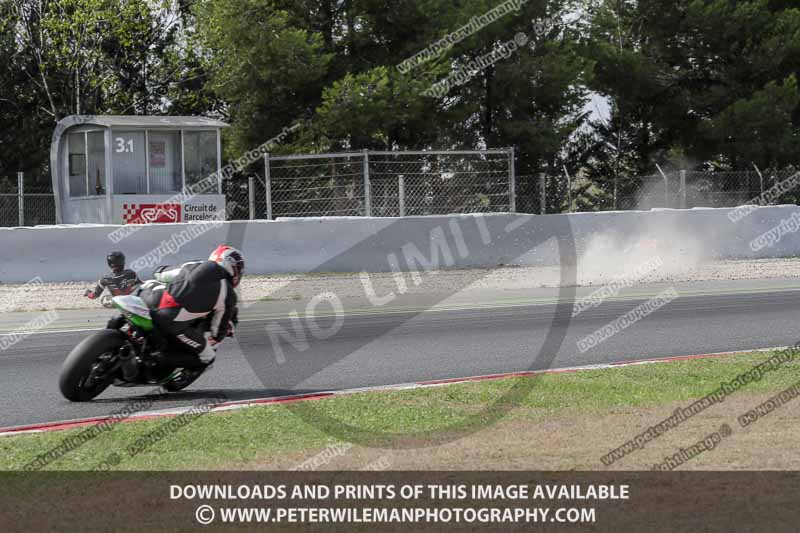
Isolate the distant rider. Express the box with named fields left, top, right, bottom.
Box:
left=84, top=251, right=141, bottom=301
left=127, top=245, right=244, bottom=368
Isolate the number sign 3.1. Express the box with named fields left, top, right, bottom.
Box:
left=115, top=137, right=135, bottom=153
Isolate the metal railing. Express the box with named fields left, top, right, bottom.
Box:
left=225, top=149, right=516, bottom=219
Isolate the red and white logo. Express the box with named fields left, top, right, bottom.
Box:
left=121, top=203, right=182, bottom=224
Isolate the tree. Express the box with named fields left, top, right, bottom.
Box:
left=193, top=0, right=333, bottom=155
left=584, top=0, right=800, bottom=172
left=194, top=0, right=592, bottom=169
left=2, top=0, right=199, bottom=180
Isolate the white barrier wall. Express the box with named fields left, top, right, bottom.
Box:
left=0, top=206, right=798, bottom=283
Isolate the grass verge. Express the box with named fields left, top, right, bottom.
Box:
left=1, top=350, right=798, bottom=471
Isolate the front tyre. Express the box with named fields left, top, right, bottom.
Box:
left=59, top=330, right=127, bottom=402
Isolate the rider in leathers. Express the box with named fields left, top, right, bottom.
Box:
left=111, top=245, right=244, bottom=368
left=85, top=251, right=141, bottom=301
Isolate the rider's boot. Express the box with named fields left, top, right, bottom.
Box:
left=197, top=343, right=216, bottom=366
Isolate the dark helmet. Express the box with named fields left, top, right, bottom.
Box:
left=107, top=251, right=125, bottom=272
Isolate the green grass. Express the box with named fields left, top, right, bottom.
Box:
left=1, top=350, right=798, bottom=471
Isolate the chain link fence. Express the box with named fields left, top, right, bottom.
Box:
left=228, top=164, right=800, bottom=219
left=681, top=169, right=800, bottom=208
left=221, top=176, right=254, bottom=222
left=6, top=165, right=799, bottom=227
left=0, top=173, right=57, bottom=227
left=270, top=153, right=367, bottom=217
left=225, top=149, right=516, bottom=219
left=617, top=172, right=682, bottom=210
left=538, top=169, right=800, bottom=213
left=368, top=151, right=513, bottom=216
left=514, top=174, right=545, bottom=214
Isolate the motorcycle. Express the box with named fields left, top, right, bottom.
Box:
left=59, top=294, right=214, bottom=402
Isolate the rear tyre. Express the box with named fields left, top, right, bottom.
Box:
left=59, top=330, right=127, bottom=402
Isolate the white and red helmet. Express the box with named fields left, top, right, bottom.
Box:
left=209, top=245, right=245, bottom=287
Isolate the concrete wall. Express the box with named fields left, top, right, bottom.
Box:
left=1, top=206, right=798, bottom=283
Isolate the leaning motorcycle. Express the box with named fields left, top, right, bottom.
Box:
left=59, top=294, right=213, bottom=402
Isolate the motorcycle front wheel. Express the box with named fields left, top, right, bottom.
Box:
left=59, top=330, right=127, bottom=402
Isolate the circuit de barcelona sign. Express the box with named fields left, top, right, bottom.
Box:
left=115, top=196, right=226, bottom=224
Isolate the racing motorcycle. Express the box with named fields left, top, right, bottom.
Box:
left=59, top=294, right=215, bottom=402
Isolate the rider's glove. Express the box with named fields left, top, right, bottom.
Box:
left=206, top=332, right=220, bottom=348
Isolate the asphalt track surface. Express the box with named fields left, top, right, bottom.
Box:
left=1, top=279, right=799, bottom=428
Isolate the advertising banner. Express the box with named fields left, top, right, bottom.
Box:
left=115, top=195, right=226, bottom=224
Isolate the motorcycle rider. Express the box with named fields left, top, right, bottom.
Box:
left=129, top=245, right=244, bottom=368
left=84, top=251, right=141, bottom=301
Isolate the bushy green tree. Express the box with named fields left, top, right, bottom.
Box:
left=2, top=0, right=201, bottom=181
left=193, top=0, right=333, bottom=155
left=584, top=0, right=800, bottom=172
left=194, top=0, right=591, bottom=166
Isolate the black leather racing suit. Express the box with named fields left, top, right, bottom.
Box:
left=143, top=261, right=238, bottom=364
left=87, top=269, right=142, bottom=329
left=86, top=269, right=141, bottom=299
